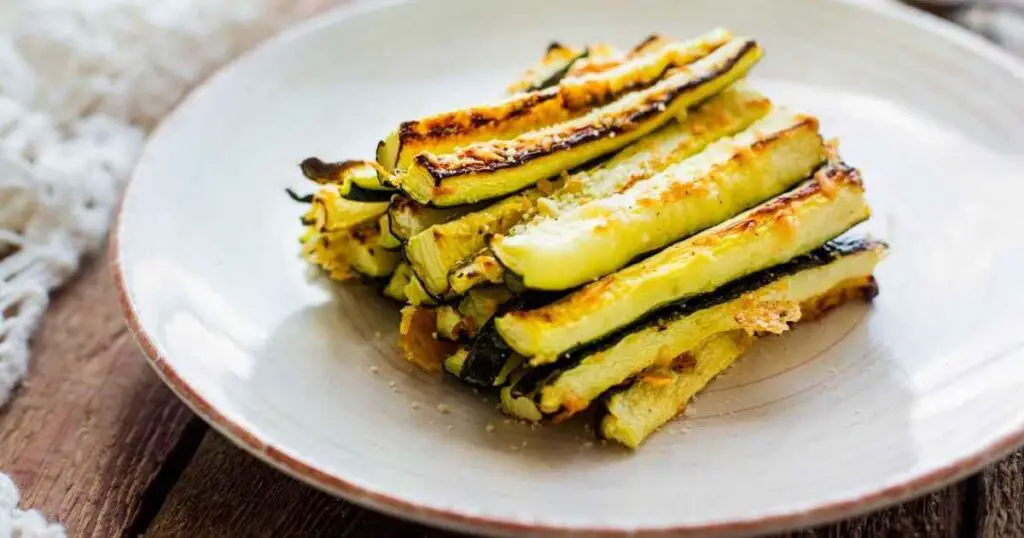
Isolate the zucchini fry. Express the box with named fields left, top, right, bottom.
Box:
left=501, top=238, right=886, bottom=421
left=299, top=186, right=396, bottom=280
left=377, top=29, right=734, bottom=173
left=450, top=84, right=774, bottom=293
left=387, top=195, right=482, bottom=241
left=491, top=108, right=824, bottom=290
left=405, top=191, right=542, bottom=297
left=300, top=158, right=395, bottom=202
left=600, top=331, right=753, bottom=448
left=496, top=161, right=871, bottom=362
left=599, top=274, right=878, bottom=448
left=392, top=37, right=762, bottom=206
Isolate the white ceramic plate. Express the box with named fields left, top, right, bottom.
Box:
left=114, top=0, right=1024, bottom=535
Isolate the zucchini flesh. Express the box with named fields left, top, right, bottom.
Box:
left=404, top=275, right=437, bottom=306
left=387, top=195, right=481, bottom=241
left=301, top=223, right=401, bottom=280
left=491, top=108, right=823, bottom=290
left=346, top=224, right=403, bottom=278
left=436, top=306, right=469, bottom=341
left=405, top=192, right=540, bottom=296
left=383, top=262, right=413, bottom=302
left=377, top=29, right=733, bottom=173
left=435, top=286, right=515, bottom=341
left=394, top=37, right=761, bottom=206
left=502, top=238, right=886, bottom=421
left=600, top=331, right=753, bottom=447
left=496, top=162, right=871, bottom=362
left=449, top=84, right=774, bottom=293
left=302, top=185, right=389, bottom=232
left=457, top=286, right=514, bottom=332
left=449, top=251, right=507, bottom=295
left=299, top=193, right=395, bottom=280
left=376, top=214, right=401, bottom=250
left=444, top=348, right=470, bottom=377
left=600, top=274, right=879, bottom=448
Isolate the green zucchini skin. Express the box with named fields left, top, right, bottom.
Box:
left=460, top=292, right=561, bottom=386
left=342, top=183, right=394, bottom=202
left=461, top=319, right=517, bottom=386
left=525, top=49, right=590, bottom=93
left=285, top=188, right=314, bottom=203
left=300, top=157, right=395, bottom=203
left=508, top=237, right=885, bottom=398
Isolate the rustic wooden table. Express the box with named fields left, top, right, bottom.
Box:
left=0, top=255, right=1022, bottom=537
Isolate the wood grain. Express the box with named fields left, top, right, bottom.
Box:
left=0, top=255, right=200, bottom=537
left=148, top=433, right=462, bottom=538
left=976, top=450, right=1024, bottom=538
left=150, top=428, right=973, bottom=538
left=779, top=483, right=967, bottom=537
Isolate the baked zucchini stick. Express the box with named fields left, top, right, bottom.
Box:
left=501, top=238, right=886, bottom=421
left=377, top=29, right=733, bottom=173
left=496, top=161, right=871, bottom=362
left=391, top=37, right=763, bottom=206
left=387, top=195, right=484, bottom=242
left=299, top=186, right=397, bottom=280
left=490, top=108, right=824, bottom=290
left=600, top=275, right=878, bottom=448
left=300, top=158, right=395, bottom=202
left=405, top=191, right=541, bottom=296
left=437, top=287, right=515, bottom=341
left=448, top=84, right=774, bottom=294
left=301, top=219, right=402, bottom=280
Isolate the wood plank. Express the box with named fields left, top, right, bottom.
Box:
left=147, top=433, right=463, bottom=538
left=975, top=449, right=1024, bottom=538
left=0, top=255, right=202, bottom=537
left=776, top=483, right=967, bottom=537
left=150, top=429, right=971, bottom=538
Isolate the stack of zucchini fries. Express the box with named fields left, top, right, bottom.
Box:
left=292, top=29, right=887, bottom=449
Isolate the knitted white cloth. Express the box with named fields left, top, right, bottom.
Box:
left=0, top=1, right=334, bottom=535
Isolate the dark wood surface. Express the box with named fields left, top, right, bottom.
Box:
left=0, top=255, right=1018, bottom=537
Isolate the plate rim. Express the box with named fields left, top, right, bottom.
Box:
left=111, top=0, right=1024, bottom=535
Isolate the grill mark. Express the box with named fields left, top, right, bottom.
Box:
left=702, top=163, right=862, bottom=241
left=416, top=40, right=758, bottom=182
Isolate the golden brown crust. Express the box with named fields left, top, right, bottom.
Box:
left=415, top=40, right=758, bottom=182
left=398, top=90, right=563, bottom=149
left=692, top=161, right=863, bottom=246
left=399, top=307, right=458, bottom=373
left=501, top=161, right=863, bottom=324
left=798, top=275, right=879, bottom=322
